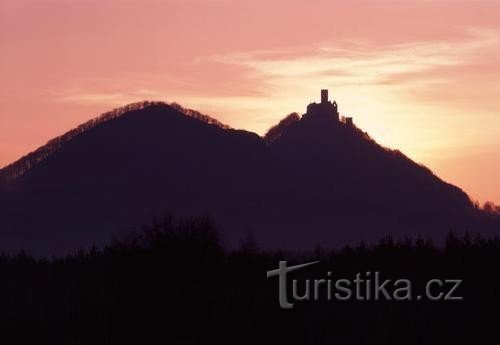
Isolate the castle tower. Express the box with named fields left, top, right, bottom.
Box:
left=321, top=89, right=328, bottom=104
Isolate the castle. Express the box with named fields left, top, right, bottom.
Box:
left=303, top=89, right=353, bottom=126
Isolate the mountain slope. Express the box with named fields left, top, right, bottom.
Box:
left=0, top=101, right=495, bottom=256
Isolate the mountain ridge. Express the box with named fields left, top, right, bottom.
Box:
left=0, top=95, right=497, bottom=256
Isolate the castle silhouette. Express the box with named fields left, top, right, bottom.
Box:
left=303, top=89, right=353, bottom=126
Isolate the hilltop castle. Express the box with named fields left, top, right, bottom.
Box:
left=302, top=89, right=353, bottom=126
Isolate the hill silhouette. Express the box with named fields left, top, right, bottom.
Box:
left=0, top=92, right=497, bottom=256
left=0, top=219, right=498, bottom=344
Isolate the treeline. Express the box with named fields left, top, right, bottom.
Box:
left=263, top=112, right=300, bottom=143
left=1, top=217, right=500, bottom=344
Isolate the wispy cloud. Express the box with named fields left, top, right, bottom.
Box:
left=206, top=27, right=500, bottom=95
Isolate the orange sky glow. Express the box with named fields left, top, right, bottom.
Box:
left=1, top=0, right=500, bottom=203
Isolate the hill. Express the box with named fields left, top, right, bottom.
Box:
left=0, top=92, right=497, bottom=256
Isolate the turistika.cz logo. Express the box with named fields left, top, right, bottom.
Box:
left=266, top=261, right=463, bottom=309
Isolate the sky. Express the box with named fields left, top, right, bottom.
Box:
left=1, top=0, right=500, bottom=203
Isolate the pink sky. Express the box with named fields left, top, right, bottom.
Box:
left=1, top=0, right=500, bottom=203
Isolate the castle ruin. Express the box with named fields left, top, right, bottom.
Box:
left=302, top=89, right=353, bottom=126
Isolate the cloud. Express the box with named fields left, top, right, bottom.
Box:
left=207, top=27, right=500, bottom=96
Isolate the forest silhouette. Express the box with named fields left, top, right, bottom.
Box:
left=0, top=216, right=498, bottom=344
